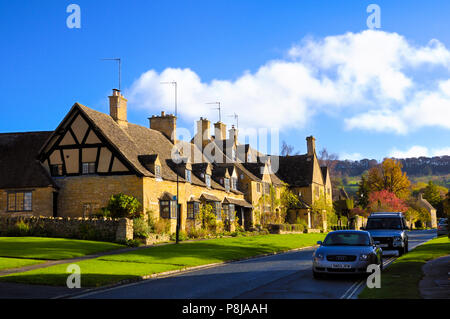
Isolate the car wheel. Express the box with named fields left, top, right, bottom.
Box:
left=404, top=242, right=408, bottom=254
left=398, top=248, right=404, bottom=256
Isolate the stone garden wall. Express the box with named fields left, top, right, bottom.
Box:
left=0, top=216, right=133, bottom=242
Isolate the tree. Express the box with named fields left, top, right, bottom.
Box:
left=318, top=147, right=339, bottom=175
left=280, top=141, right=299, bottom=156
left=106, top=193, right=142, bottom=218
left=311, top=194, right=335, bottom=228
left=356, top=173, right=370, bottom=208
left=367, top=158, right=411, bottom=199
left=367, top=190, right=408, bottom=213
left=423, top=181, right=444, bottom=207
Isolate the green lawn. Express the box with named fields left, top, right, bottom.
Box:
left=359, top=236, right=450, bottom=299
left=0, top=233, right=325, bottom=287
left=0, top=237, right=125, bottom=260
left=0, top=257, right=45, bottom=271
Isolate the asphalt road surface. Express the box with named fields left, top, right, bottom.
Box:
left=76, top=229, right=437, bottom=299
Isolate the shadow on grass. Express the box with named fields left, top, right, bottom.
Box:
left=98, top=241, right=312, bottom=265
left=0, top=237, right=124, bottom=260
left=0, top=273, right=139, bottom=288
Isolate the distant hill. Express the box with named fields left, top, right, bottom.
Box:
left=333, top=155, right=450, bottom=177
left=331, top=155, right=450, bottom=198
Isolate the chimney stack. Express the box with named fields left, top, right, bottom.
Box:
left=306, top=136, right=316, bottom=156
left=229, top=125, right=238, bottom=145
left=109, top=89, right=128, bottom=127
left=149, top=111, right=177, bottom=144
left=196, top=117, right=211, bottom=149
left=214, top=121, right=226, bottom=141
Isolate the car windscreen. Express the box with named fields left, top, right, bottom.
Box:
left=322, top=233, right=370, bottom=246
left=366, top=217, right=402, bottom=230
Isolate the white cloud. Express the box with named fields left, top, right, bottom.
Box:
left=346, top=79, right=450, bottom=134
left=389, top=145, right=450, bottom=158
left=126, top=30, right=450, bottom=134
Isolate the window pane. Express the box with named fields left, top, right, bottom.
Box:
left=171, top=201, right=178, bottom=219
left=194, top=202, right=199, bottom=218
left=187, top=202, right=193, bottom=219
left=160, top=201, right=170, bottom=218
left=7, top=193, right=16, bottom=211
left=24, top=192, right=32, bottom=211
left=16, top=192, right=24, bottom=211
left=229, top=204, right=235, bottom=220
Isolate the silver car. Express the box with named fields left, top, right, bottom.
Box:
left=437, top=218, right=448, bottom=236
left=312, top=230, right=383, bottom=278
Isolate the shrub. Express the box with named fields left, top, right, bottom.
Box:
left=117, top=239, right=140, bottom=247
left=170, top=231, right=188, bottom=242
left=146, top=211, right=156, bottom=233
left=154, top=218, right=171, bottom=234
left=133, top=217, right=150, bottom=239
left=106, top=193, right=143, bottom=219
left=187, top=227, right=208, bottom=239
left=92, top=207, right=111, bottom=218
left=7, top=220, right=30, bottom=236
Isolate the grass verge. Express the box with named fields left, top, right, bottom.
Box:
left=359, top=236, right=450, bottom=299
left=0, top=257, right=45, bottom=271
left=0, top=233, right=325, bottom=287
left=0, top=237, right=125, bottom=260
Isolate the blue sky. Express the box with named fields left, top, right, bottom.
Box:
left=1, top=0, right=449, bottom=161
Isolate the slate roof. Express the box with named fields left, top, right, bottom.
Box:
left=0, top=131, right=57, bottom=189
left=275, top=155, right=315, bottom=187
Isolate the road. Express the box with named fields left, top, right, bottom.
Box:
left=76, top=229, right=436, bottom=299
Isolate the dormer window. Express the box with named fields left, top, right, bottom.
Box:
left=205, top=174, right=211, bottom=188
left=155, top=165, right=161, bottom=179
left=232, top=148, right=236, bottom=162
left=231, top=177, right=238, bottom=190
left=185, top=169, right=191, bottom=183
left=247, top=153, right=252, bottom=162
left=224, top=178, right=230, bottom=192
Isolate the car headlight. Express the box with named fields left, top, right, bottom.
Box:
left=314, top=253, right=324, bottom=260
left=393, top=236, right=402, bottom=242
left=359, top=254, right=369, bottom=261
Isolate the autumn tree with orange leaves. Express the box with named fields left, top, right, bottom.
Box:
left=367, top=158, right=411, bottom=200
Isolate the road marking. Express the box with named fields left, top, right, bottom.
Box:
left=340, top=256, right=396, bottom=299
left=340, top=281, right=360, bottom=299
left=341, top=231, right=437, bottom=299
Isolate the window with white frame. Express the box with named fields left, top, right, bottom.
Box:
left=155, top=165, right=161, bottom=179
left=185, top=169, right=191, bottom=183
left=231, top=177, right=238, bottom=190
left=205, top=174, right=211, bottom=188
left=224, top=178, right=230, bottom=192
